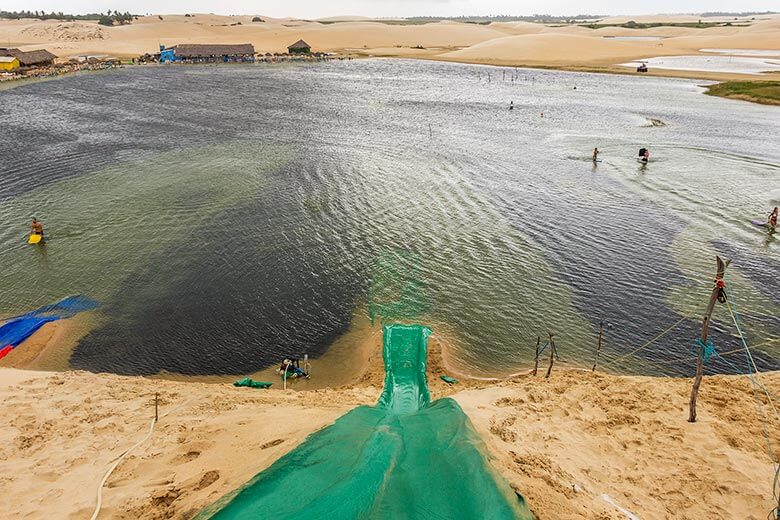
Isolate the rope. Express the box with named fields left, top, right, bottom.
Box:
left=722, top=289, right=780, bottom=520
left=90, top=396, right=193, bottom=520
left=605, top=315, right=693, bottom=364
left=724, top=295, right=779, bottom=420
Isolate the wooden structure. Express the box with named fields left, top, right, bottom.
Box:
left=160, top=44, right=255, bottom=63
left=0, top=48, right=56, bottom=67
left=0, top=56, right=20, bottom=71
left=688, top=256, right=729, bottom=423
left=287, top=40, right=312, bottom=54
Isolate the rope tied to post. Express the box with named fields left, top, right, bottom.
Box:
left=693, top=338, right=717, bottom=363
left=715, top=278, right=727, bottom=303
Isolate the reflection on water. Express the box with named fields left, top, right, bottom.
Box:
left=0, top=61, right=778, bottom=377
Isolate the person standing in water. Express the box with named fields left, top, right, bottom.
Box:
left=509, top=101, right=514, bottom=110
left=592, top=148, right=600, bottom=162
left=30, top=218, right=44, bottom=238
left=769, top=207, right=778, bottom=230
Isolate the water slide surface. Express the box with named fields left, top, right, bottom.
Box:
left=201, top=324, right=533, bottom=519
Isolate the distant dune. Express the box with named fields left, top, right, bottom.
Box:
left=1, top=13, right=779, bottom=80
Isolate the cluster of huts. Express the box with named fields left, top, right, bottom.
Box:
left=143, top=40, right=334, bottom=64
left=0, top=48, right=121, bottom=82
left=0, top=48, right=57, bottom=72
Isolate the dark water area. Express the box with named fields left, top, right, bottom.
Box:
left=1, top=60, right=778, bottom=377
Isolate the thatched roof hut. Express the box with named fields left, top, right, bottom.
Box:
left=0, top=48, right=57, bottom=66
left=164, top=44, right=255, bottom=58
left=287, top=40, right=311, bottom=54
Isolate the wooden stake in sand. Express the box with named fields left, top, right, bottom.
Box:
left=689, top=256, right=729, bottom=423
left=154, top=392, right=159, bottom=422
left=593, top=320, right=604, bottom=372
left=545, top=332, right=556, bottom=378
left=533, top=336, right=541, bottom=376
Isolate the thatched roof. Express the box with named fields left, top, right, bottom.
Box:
left=287, top=40, right=311, bottom=50
left=18, top=49, right=57, bottom=66
left=167, top=44, right=255, bottom=58
left=0, top=48, right=57, bottom=66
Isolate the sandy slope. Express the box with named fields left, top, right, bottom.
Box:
left=1, top=14, right=779, bottom=80
left=1, top=366, right=777, bottom=519
left=455, top=371, right=780, bottom=520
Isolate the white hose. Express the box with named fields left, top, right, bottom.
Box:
left=90, top=398, right=192, bottom=520
left=90, top=417, right=156, bottom=520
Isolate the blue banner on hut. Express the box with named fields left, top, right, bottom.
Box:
left=159, top=44, right=255, bottom=63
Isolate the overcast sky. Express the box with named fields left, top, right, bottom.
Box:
left=4, top=0, right=776, bottom=18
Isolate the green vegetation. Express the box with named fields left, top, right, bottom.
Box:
left=704, top=81, right=780, bottom=105
left=0, top=9, right=138, bottom=23
left=580, top=20, right=750, bottom=29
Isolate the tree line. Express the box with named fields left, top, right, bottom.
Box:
left=0, top=10, right=138, bottom=25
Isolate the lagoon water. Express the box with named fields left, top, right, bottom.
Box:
left=621, top=55, right=780, bottom=74
left=0, top=60, right=778, bottom=377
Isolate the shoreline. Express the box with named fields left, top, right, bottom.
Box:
left=4, top=56, right=779, bottom=107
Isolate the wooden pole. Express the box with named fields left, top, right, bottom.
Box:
left=592, top=320, right=604, bottom=371
left=532, top=336, right=540, bottom=376
left=545, top=332, right=555, bottom=378
left=689, top=256, right=729, bottom=423
left=154, top=392, right=159, bottom=422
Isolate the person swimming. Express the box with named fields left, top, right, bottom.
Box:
left=639, top=147, right=650, bottom=162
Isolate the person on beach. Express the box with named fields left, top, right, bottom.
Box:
left=592, top=148, right=599, bottom=162
left=769, top=207, right=778, bottom=229
left=30, top=218, right=44, bottom=238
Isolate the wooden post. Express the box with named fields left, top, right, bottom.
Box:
left=689, top=256, right=729, bottom=423
left=154, top=392, right=159, bottom=422
left=592, top=320, right=604, bottom=371
left=532, top=336, right=540, bottom=376
left=545, top=332, right=555, bottom=378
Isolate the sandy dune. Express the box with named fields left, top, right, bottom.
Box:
left=1, top=366, right=777, bottom=519
left=1, top=14, right=779, bottom=80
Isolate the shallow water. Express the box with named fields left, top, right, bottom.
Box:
left=1, top=60, right=778, bottom=377
left=700, top=49, right=780, bottom=57
left=621, top=55, right=780, bottom=74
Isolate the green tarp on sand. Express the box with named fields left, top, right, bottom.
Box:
left=200, top=324, right=533, bottom=519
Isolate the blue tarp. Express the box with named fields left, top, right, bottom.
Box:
left=0, top=296, right=99, bottom=348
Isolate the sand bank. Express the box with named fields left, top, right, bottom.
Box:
left=1, top=14, right=779, bottom=81
left=1, top=365, right=777, bottom=519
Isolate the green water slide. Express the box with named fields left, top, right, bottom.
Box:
left=200, top=325, right=533, bottom=520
